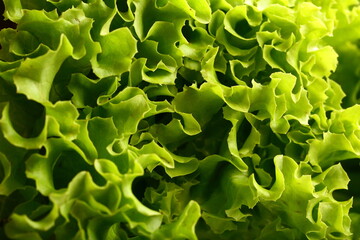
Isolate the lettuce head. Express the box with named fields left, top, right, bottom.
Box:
left=1, top=0, right=360, bottom=239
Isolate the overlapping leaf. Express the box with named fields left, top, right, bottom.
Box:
left=1, top=0, right=360, bottom=239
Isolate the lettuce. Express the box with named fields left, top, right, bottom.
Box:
left=1, top=0, right=360, bottom=239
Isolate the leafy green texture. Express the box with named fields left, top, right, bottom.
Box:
left=1, top=0, right=360, bottom=239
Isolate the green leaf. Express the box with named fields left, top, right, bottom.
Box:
left=91, top=28, right=137, bottom=78
left=5, top=207, right=59, bottom=239
left=68, top=74, right=118, bottom=108
left=13, top=35, right=73, bottom=103
left=0, top=102, right=47, bottom=149
left=3, top=0, right=23, bottom=22
left=152, top=200, right=201, bottom=240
